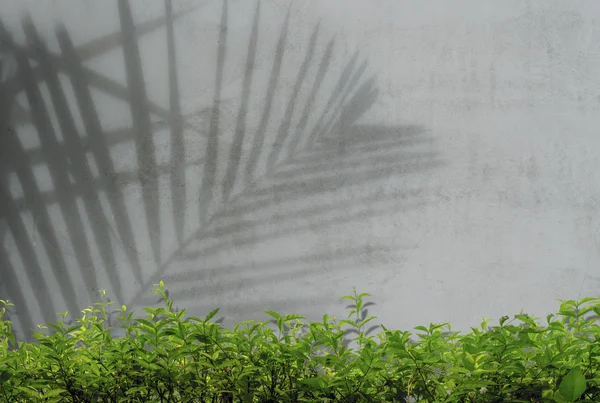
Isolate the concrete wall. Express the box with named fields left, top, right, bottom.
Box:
left=1, top=0, right=599, bottom=342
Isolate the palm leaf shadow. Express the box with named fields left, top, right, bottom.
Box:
left=0, top=2, right=189, bottom=340
left=0, top=0, right=209, bottom=341
left=0, top=0, right=443, bottom=342
left=118, top=0, right=161, bottom=264
left=165, top=0, right=185, bottom=245
left=132, top=1, right=443, bottom=323
left=140, top=122, right=441, bottom=324
left=1, top=23, right=83, bottom=335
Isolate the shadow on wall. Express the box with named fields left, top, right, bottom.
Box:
left=0, top=0, right=443, bottom=344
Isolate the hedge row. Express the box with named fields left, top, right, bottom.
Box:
left=1, top=282, right=599, bottom=402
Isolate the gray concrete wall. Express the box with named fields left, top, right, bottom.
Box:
left=1, top=0, right=599, bottom=342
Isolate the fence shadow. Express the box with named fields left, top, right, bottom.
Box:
left=0, top=0, right=443, bottom=343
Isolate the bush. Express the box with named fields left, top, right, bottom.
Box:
left=1, top=282, right=599, bottom=402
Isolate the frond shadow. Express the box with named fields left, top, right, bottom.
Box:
left=0, top=0, right=443, bottom=343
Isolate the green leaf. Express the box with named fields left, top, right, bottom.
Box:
left=134, top=318, right=155, bottom=328
left=558, top=368, right=586, bottom=402
left=284, top=313, right=304, bottom=322
left=515, top=314, right=537, bottom=327
left=264, top=311, right=281, bottom=320
left=558, top=310, right=577, bottom=318
left=554, top=390, right=570, bottom=403
left=299, top=377, right=326, bottom=389
left=43, top=388, right=68, bottom=398
left=204, top=308, right=220, bottom=322
left=359, top=316, right=376, bottom=327
left=47, top=323, right=66, bottom=334
left=339, top=319, right=358, bottom=328
left=1, top=331, right=15, bottom=347
left=16, top=386, right=40, bottom=397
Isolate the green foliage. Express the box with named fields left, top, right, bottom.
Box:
left=1, top=284, right=600, bottom=402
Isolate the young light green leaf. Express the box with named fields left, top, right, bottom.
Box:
left=339, top=319, right=359, bottom=329
left=264, top=311, right=281, bottom=320
left=204, top=308, right=220, bottom=322
left=283, top=314, right=304, bottom=322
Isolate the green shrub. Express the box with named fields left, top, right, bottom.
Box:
left=1, top=282, right=599, bottom=402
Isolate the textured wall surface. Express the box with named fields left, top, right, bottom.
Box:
left=1, top=0, right=599, bottom=342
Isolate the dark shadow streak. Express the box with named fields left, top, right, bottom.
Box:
left=315, top=124, right=427, bottom=149
left=245, top=151, right=437, bottom=202
left=131, top=189, right=428, bottom=309
left=11, top=157, right=208, bottom=209
left=321, top=60, right=370, bottom=137
left=269, top=149, right=436, bottom=184
left=15, top=4, right=196, bottom=128
left=56, top=24, right=144, bottom=285
left=119, top=0, right=161, bottom=264
left=165, top=0, right=185, bottom=245
left=329, top=78, right=380, bottom=137
left=222, top=0, right=259, bottom=203
left=0, top=186, right=58, bottom=335
left=221, top=171, right=434, bottom=225
left=25, top=20, right=125, bottom=305
left=18, top=21, right=97, bottom=314
left=266, top=22, right=321, bottom=169
left=19, top=7, right=193, bottom=78
left=22, top=50, right=177, bottom=126
left=187, top=188, right=428, bottom=254
left=0, top=19, right=15, bottom=250
left=77, top=5, right=197, bottom=61
left=202, top=134, right=437, bottom=228
left=244, top=6, right=290, bottom=185
left=286, top=38, right=335, bottom=158
left=199, top=0, right=228, bottom=223
left=306, top=55, right=365, bottom=148
left=22, top=116, right=209, bottom=166
left=150, top=245, right=392, bottom=302
left=297, top=136, right=433, bottom=167
left=233, top=81, right=380, bottom=199
left=0, top=251, right=31, bottom=347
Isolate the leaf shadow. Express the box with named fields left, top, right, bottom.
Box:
left=1, top=0, right=444, bottom=343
